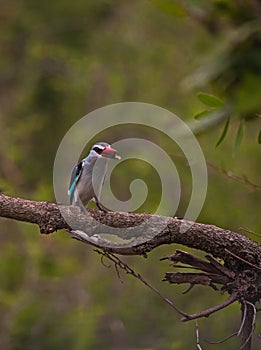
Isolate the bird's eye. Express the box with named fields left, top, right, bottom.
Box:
left=93, top=146, right=104, bottom=154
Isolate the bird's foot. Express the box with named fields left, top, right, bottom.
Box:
left=95, top=198, right=108, bottom=213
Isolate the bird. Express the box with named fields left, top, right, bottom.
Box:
left=68, top=142, right=121, bottom=211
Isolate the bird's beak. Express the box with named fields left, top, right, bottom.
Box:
left=101, top=147, right=121, bottom=160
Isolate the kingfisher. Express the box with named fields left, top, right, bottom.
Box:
left=68, top=142, right=121, bottom=211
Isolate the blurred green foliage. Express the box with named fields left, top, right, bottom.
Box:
left=0, top=1, right=260, bottom=349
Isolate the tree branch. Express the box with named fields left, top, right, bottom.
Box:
left=0, top=193, right=260, bottom=267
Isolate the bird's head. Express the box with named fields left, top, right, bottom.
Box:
left=91, top=142, right=121, bottom=160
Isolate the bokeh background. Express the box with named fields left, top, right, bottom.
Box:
left=0, top=1, right=260, bottom=349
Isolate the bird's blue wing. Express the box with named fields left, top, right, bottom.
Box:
left=68, top=161, right=83, bottom=204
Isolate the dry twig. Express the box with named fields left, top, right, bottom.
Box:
left=195, top=321, right=203, bottom=350
left=94, top=249, right=189, bottom=318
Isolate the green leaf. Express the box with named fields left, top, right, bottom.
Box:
left=193, top=110, right=212, bottom=120
left=258, top=129, right=261, bottom=144
left=216, top=117, right=230, bottom=147
left=197, top=92, right=224, bottom=108
left=233, top=119, right=244, bottom=157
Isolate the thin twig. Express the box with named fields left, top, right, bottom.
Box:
left=182, top=284, right=195, bottom=294
left=100, top=254, right=111, bottom=268
left=207, top=162, right=261, bottom=191
left=238, top=301, right=247, bottom=336
left=95, top=249, right=190, bottom=319
left=195, top=321, right=203, bottom=350
left=239, top=226, right=261, bottom=238
left=114, top=261, right=123, bottom=283
left=240, top=301, right=257, bottom=350
left=205, top=302, right=250, bottom=345
left=205, top=332, right=238, bottom=344
left=225, top=249, right=261, bottom=271
left=181, top=293, right=237, bottom=322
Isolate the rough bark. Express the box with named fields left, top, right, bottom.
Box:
left=0, top=193, right=260, bottom=264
